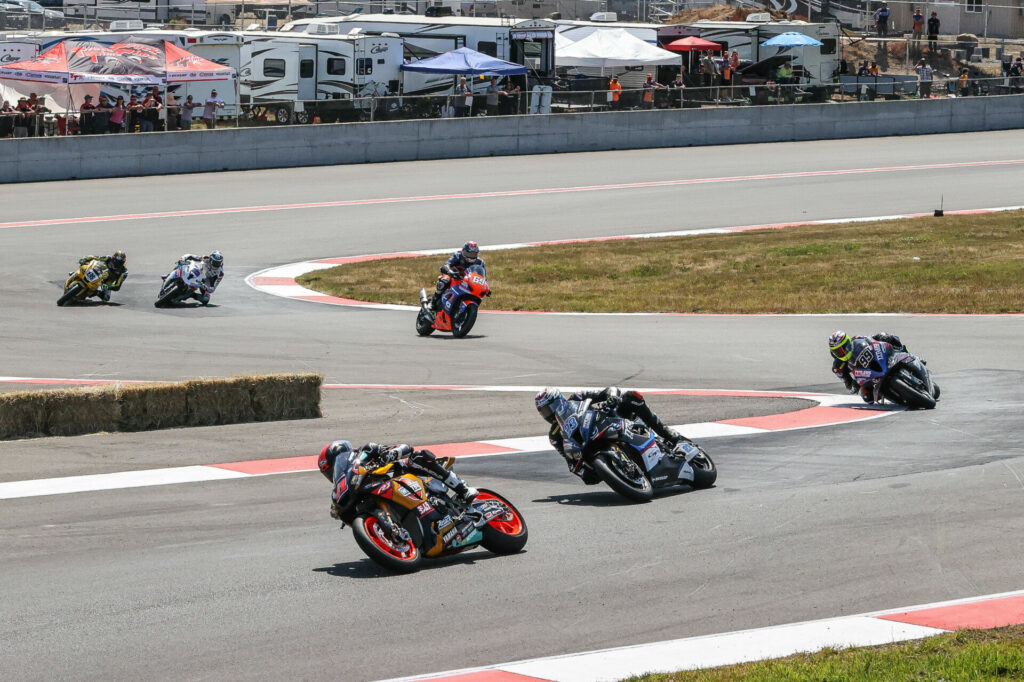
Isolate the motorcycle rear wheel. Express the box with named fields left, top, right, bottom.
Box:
left=474, top=489, right=528, bottom=555
left=352, top=511, right=422, bottom=574
left=593, top=451, right=653, bottom=502
left=890, top=374, right=936, bottom=410
left=452, top=304, right=477, bottom=338
left=57, top=282, right=84, bottom=307
left=415, top=308, right=435, bottom=336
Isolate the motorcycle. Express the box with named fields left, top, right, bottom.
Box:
left=416, top=264, right=490, bottom=338
left=57, top=259, right=109, bottom=306
left=331, top=450, right=528, bottom=573
left=155, top=259, right=205, bottom=307
left=556, top=398, right=717, bottom=502
left=850, top=340, right=939, bottom=410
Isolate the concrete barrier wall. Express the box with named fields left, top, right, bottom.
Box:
left=2, top=95, right=1022, bottom=183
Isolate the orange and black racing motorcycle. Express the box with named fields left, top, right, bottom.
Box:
left=331, top=450, right=527, bottom=573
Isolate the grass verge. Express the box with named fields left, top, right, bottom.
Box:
left=628, top=625, right=1024, bottom=681
left=0, top=373, right=322, bottom=440
left=297, top=212, right=1024, bottom=314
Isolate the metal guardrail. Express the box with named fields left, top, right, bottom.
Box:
left=2, top=76, right=1021, bottom=138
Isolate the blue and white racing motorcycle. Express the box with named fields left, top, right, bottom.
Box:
left=155, top=258, right=204, bottom=308
left=558, top=398, right=717, bottom=502
left=850, top=340, right=939, bottom=410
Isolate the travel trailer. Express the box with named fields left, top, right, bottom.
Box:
left=658, top=16, right=841, bottom=85
left=61, top=0, right=314, bottom=27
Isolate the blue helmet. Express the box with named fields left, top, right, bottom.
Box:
left=535, top=387, right=567, bottom=424
left=461, top=241, right=479, bottom=262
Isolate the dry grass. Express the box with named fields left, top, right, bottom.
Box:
left=630, top=625, right=1024, bottom=681
left=297, top=212, right=1024, bottom=314
left=0, top=373, right=323, bottom=441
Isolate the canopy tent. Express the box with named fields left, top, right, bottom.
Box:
left=554, top=31, right=575, bottom=53
left=664, top=36, right=723, bottom=52
left=400, top=46, right=527, bottom=76
left=556, top=29, right=679, bottom=68
left=0, top=39, right=235, bottom=85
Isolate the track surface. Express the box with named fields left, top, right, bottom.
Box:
left=2, top=131, right=1024, bottom=681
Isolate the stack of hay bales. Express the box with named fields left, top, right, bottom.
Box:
left=0, top=373, right=323, bottom=440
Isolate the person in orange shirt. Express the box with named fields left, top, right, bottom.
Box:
left=869, top=61, right=880, bottom=76
left=608, top=76, right=622, bottom=110
left=642, top=73, right=664, bottom=109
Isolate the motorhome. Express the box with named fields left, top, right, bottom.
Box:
left=61, top=0, right=314, bottom=27
left=280, top=13, right=556, bottom=96
left=658, top=16, right=840, bottom=85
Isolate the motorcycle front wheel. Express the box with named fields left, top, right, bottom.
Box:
left=57, top=282, right=83, bottom=307
left=155, top=281, right=185, bottom=308
left=452, top=304, right=477, bottom=338
left=686, top=446, right=718, bottom=489
left=593, top=450, right=653, bottom=502
left=474, top=489, right=528, bottom=555
left=352, top=510, right=423, bottom=574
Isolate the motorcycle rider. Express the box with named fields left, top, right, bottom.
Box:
left=535, top=387, right=690, bottom=484
left=319, top=440, right=479, bottom=519
left=176, top=251, right=224, bottom=304
left=829, top=329, right=909, bottom=403
left=429, top=241, right=485, bottom=312
left=77, top=250, right=127, bottom=302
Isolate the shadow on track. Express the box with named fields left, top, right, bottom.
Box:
left=534, top=486, right=710, bottom=507
left=312, top=548, right=514, bottom=578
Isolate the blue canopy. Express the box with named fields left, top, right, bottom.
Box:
left=761, top=32, right=824, bottom=47
left=400, top=46, right=527, bottom=76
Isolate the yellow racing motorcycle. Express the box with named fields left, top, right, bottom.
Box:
left=331, top=451, right=528, bottom=573
left=57, top=259, right=109, bottom=306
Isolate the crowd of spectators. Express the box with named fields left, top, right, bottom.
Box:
left=0, top=86, right=226, bottom=138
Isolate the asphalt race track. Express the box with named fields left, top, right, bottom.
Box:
left=2, top=130, right=1023, bottom=681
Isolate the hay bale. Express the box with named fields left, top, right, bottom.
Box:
left=249, top=373, right=322, bottom=421
left=117, top=383, right=188, bottom=432
left=0, top=390, right=50, bottom=439
left=45, top=386, right=119, bottom=437
left=186, top=377, right=256, bottom=427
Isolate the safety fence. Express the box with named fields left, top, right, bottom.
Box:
left=3, top=75, right=1021, bottom=138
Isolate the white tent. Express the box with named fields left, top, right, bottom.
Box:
left=554, top=31, right=575, bottom=53
left=556, top=28, right=679, bottom=68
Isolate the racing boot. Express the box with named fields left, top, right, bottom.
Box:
left=429, top=291, right=443, bottom=312
left=445, top=472, right=478, bottom=503
left=98, top=286, right=111, bottom=302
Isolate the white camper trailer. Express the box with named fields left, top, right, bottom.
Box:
left=61, top=0, right=314, bottom=27
left=658, top=18, right=840, bottom=85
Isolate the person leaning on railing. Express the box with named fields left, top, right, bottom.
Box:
left=608, top=76, right=622, bottom=110
left=0, top=100, right=13, bottom=139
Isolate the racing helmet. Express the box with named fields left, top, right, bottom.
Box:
left=111, top=250, right=126, bottom=267
left=318, top=440, right=353, bottom=481
left=209, top=250, right=224, bottom=269
left=535, top=387, right=566, bottom=424
left=461, top=241, right=479, bottom=263
left=829, top=330, right=854, bottom=362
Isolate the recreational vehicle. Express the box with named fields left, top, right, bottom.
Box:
left=61, top=0, right=315, bottom=27
left=658, top=17, right=840, bottom=85
left=280, top=14, right=556, bottom=95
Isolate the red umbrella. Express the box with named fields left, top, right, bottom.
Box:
left=665, top=37, right=724, bottom=52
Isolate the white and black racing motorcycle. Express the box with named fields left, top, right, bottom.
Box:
left=155, top=258, right=205, bottom=307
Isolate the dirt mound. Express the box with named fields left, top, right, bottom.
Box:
left=665, top=4, right=790, bottom=24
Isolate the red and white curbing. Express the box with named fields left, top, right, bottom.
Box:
left=245, top=207, right=1024, bottom=316
left=385, top=589, right=1024, bottom=682
left=0, top=382, right=894, bottom=500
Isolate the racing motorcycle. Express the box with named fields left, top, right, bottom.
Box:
left=155, top=258, right=204, bottom=307
left=850, top=340, right=939, bottom=410
left=57, top=258, right=109, bottom=306
left=416, top=264, right=490, bottom=338
left=331, top=450, right=527, bottom=573
left=557, top=398, right=717, bottom=502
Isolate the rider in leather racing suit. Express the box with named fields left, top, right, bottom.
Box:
left=429, top=241, right=485, bottom=312
left=535, top=387, right=690, bottom=484
left=319, top=440, right=479, bottom=519
left=829, top=330, right=907, bottom=403
left=177, top=251, right=224, bottom=304
left=77, top=251, right=127, bottom=301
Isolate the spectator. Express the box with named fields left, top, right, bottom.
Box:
left=700, top=51, right=719, bottom=88
left=202, top=89, right=225, bottom=129
left=126, top=94, right=142, bottom=132
left=485, top=77, right=502, bottom=116
left=140, top=91, right=161, bottom=132
left=108, top=96, right=126, bottom=133
left=641, top=72, right=663, bottom=109
left=958, top=68, right=969, bottom=96
left=667, top=72, right=685, bottom=107
left=501, top=83, right=521, bottom=115
left=869, top=61, right=880, bottom=76
left=1010, top=58, right=1023, bottom=91
left=78, top=94, right=96, bottom=135
left=14, top=96, right=32, bottom=137
left=608, top=75, right=622, bottom=110
left=454, top=77, right=471, bottom=117
left=927, top=11, right=940, bottom=52
left=729, top=50, right=740, bottom=73
left=857, top=60, right=871, bottom=76
left=94, top=95, right=112, bottom=134
left=165, top=91, right=179, bottom=131
left=180, top=95, right=196, bottom=130
left=776, top=61, right=794, bottom=84
left=916, top=58, right=934, bottom=97
left=873, top=2, right=890, bottom=37
left=0, top=100, right=13, bottom=138
left=911, top=8, right=924, bottom=48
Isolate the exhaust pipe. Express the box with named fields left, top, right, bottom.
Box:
left=419, top=288, right=429, bottom=307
